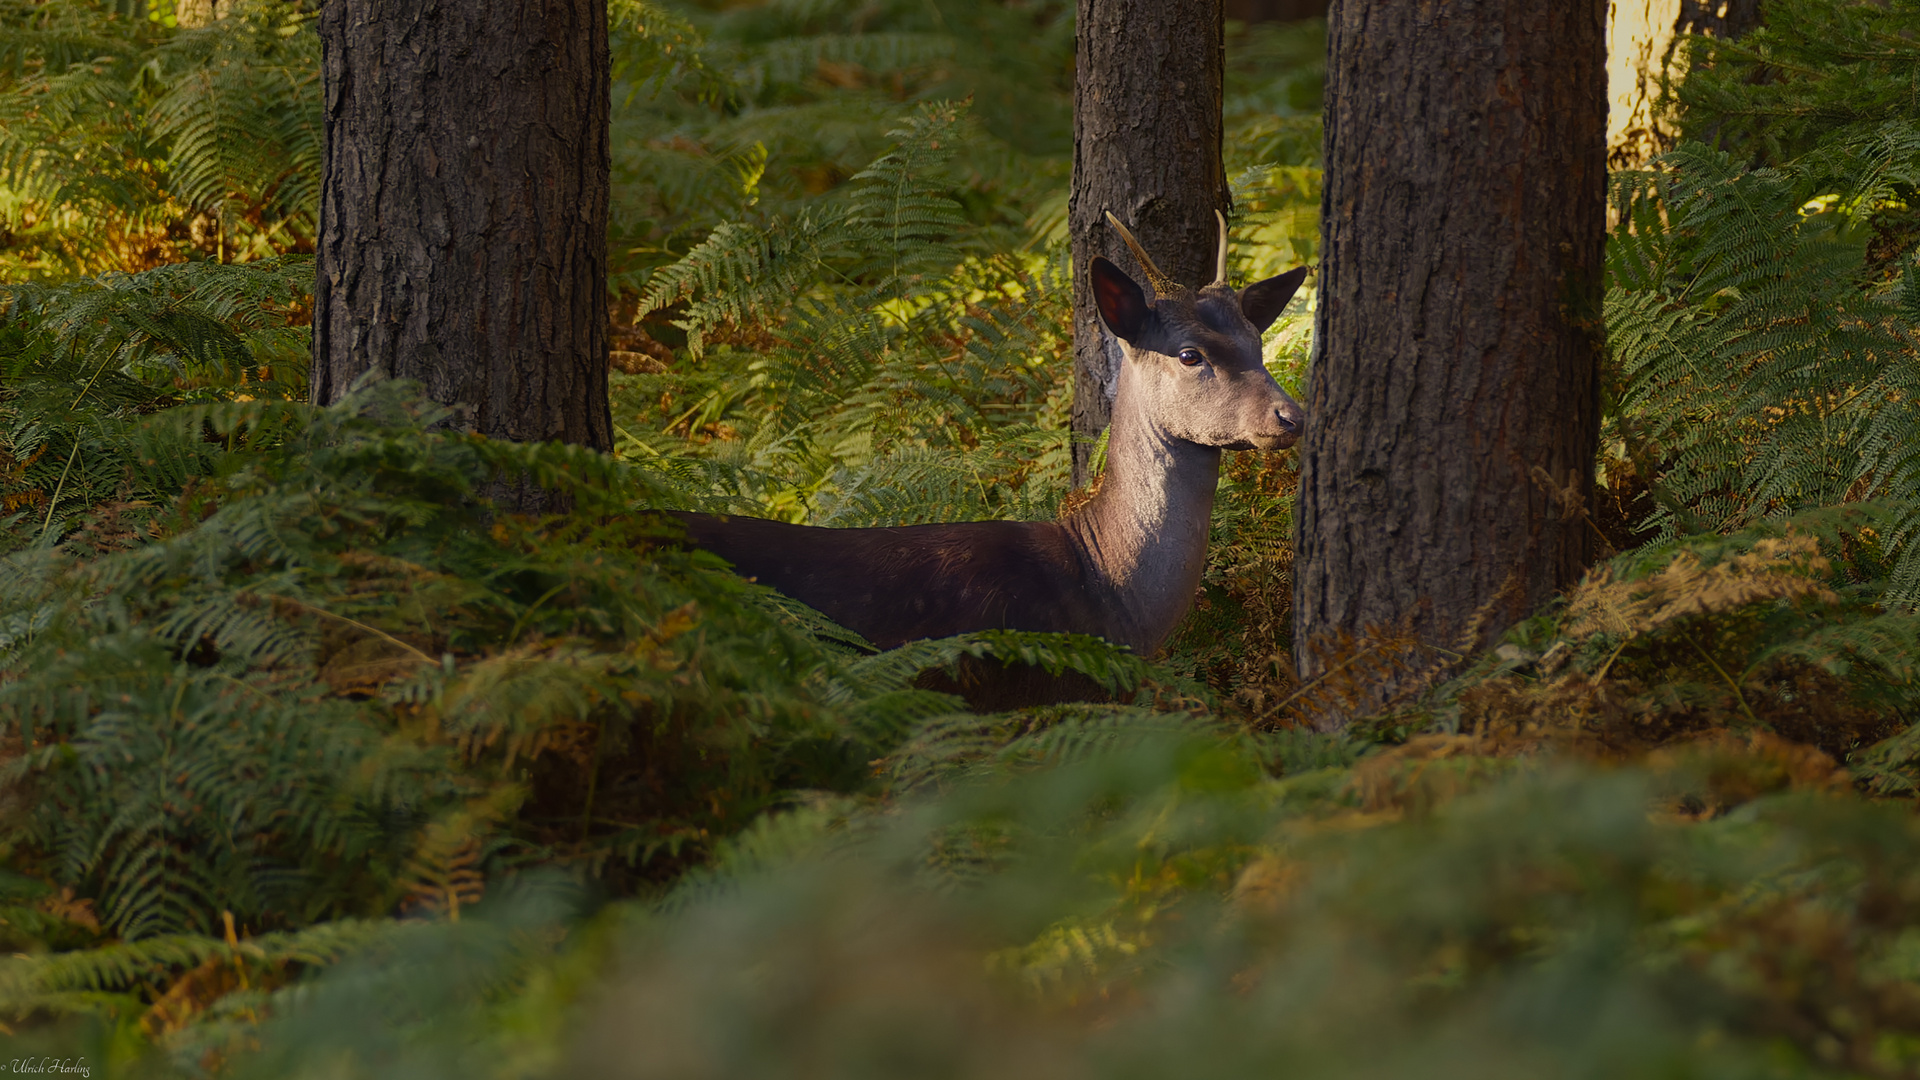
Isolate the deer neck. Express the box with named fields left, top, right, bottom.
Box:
left=1063, top=360, right=1221, bottom=656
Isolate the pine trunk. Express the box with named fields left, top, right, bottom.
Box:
left=313, top=0, right=613, bottom=481
left=1069, top=0, right=1228, bottom=489
left=1292, top=0, right=1607, bottom=715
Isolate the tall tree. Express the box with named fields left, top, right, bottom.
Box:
left=1069, top=0, right=1229, bottom=489
left=1292, top=0, right=1607, bottom=714
left=312, top=0, right=613, bottom=484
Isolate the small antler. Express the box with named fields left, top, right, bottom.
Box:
left=1213, top=209, right=1230, bottom=287
left=1104, top=211, right=1187, bottom=300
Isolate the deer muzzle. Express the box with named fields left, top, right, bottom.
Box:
left=1236, top=394, right=1303, bottom=451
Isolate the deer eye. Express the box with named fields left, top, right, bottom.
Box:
left=1176, top=347, right=1205, bottom=367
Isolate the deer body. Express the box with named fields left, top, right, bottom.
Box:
left=672, top=381, right=1224, bottom=656
left=672, top=514, right=1103, bottom=649
left=673, top=214, right=1308, bottom=695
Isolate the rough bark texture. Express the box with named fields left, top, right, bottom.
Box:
left=1069, top=0, right=1228, bottom=488
left=1293, top=0, right=1607, bottom=712
left=1675, top=0, right=1763, bottom=40
left=313, top=0, right=612, bottom=469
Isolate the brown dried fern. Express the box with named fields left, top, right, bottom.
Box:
left=1563, top=533, right=1836, bottom=640
left=1453, top=529, right=1897, bottom=764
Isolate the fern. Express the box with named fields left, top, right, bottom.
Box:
left=1, top=381, right=869, bottom=940
left=1606, top=136, right=1920, bottom=596
left=842, top=102, right=968, bottom=285
left=0, top=0, right=319, bottom=275
left=0, top=4, right=1362, bottom=1060
left=0, top=917, right=390, bottom=1006
left=608, top=0, right=732, bottom=104
left=1671, top=0, right=1920, bottom=167
left=1438, top=507, right=1920, bottom=769
left=146, top=2, right=322, bottom=242
left=0, top=257, right=314, bottom=536
left=605, top=0, right=1072, bottom=289
left=639, top=214, right=849, bottom=357
left=639, top=100, right=970, bottom=354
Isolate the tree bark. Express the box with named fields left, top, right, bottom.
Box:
left=1292, top=0, right=1606, bottom=717
left=1069, top=0, right=1228, bottom=489
left=313, top=0, right=613, bottom=477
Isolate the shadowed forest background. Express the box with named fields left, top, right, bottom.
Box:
left=8, top=0, right=1920, bottom=1075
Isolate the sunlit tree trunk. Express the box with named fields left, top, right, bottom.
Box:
left=1609, top=0, right=1766, bottom=167
left=1069, top=0, right=1228, bottom=489
left=313, top=0, right=613, bottom=499
left=1291, top=0, right=1607, bottom=721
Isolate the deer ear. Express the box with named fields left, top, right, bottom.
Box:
left=1090, top=256, right=1151, bottom=341
left=1240, top=266, right=1310, bottom=332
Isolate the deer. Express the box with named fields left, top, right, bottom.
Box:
left=668, top=212, right=1309, bottom=707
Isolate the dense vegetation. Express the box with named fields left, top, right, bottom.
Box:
left=3, top=0, right=1920, bottom=1075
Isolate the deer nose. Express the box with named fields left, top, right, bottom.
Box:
left=1274, top=408, right=1297, bottom=434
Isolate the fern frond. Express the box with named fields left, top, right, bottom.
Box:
left=639, top=215, right=846, bottom=356
left=737, top=31, right=954, bottom=97
left=1605, top=135, right=1920, bottom=595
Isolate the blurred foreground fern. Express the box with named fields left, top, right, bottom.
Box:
left=112, top=713, right=1920, bottom=1080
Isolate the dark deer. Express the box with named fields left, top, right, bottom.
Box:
left=670, top=213, right=1308, bottom=704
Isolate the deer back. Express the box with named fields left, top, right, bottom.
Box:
left=669, top=512, right=1107, bottom=651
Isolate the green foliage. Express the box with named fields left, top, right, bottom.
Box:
left=612, top=102, right=1079, bottom=526
left=0, top=0, right=320, bottom=276
left=33, top=2, right=1920, bottom=1077
left=1606, top=5, right=1920, bottom=597
left=1671, top=0, right=1920, bottom=168
left=1434, top=509, right=1920, bottom=769
left=147, top=715, right=1920, bottom=1080
left=1607, top=141, right=1909, bottom=537
left=0, top=257, right=313, bottom=536
left=639, top=102, right=971, bottom=355
left=604, top=0, right=1077, bottom=291
left=0, top=372, right=1182, bottom=1049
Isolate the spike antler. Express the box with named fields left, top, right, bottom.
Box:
left=1104, top=211, right=1188, bottom=300
left=1213, top=209, right=1230, bottom=287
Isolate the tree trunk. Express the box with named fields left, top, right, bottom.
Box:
left=1292, top=0, right=1606, bottom=719
left=1610, top=0, right=1767, bottom=167
left=313, top=0, right=613, bottom=484
left=1069, top=0, right=1228, bottom=489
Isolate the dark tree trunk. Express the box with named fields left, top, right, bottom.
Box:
left=1069, top=0, right=1228, bottom=489
left=1675, top=0, right=1763, bottom=40
left=1292, top=0, right=1606, bottom=717
left=313, top=0, right=613, bottom=483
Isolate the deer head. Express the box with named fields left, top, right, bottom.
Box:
left=1090, top=212, right=1309, bottom=451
